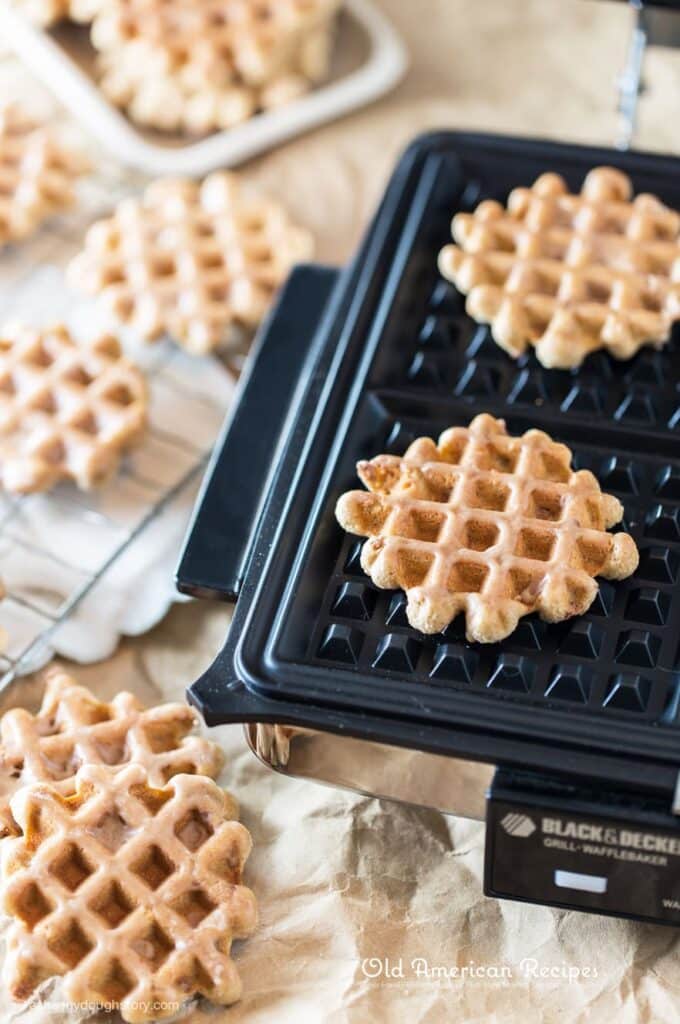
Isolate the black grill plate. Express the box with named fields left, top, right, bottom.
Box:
left=189, top=133, right=680, bottom=783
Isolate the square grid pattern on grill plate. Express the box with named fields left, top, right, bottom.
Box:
left=305, top=153, right=680, bottom=729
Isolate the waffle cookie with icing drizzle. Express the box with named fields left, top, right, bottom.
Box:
left=1, top=762, right=256, bottom=1022
left=0, top=322, right=147, bottom=494
left=336, top=414, right=639, bottom=643
left=438, top=166, right=680, bottom=369
left=0, top=665, right=225, bottom=839
left=0, top=105, right=89, bottom=247
left=68, top=172, right=313, bottom=353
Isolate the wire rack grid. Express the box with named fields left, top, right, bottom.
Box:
left=0, top=152, right=237, bottom=690
left=0, top=340, right=231, bottom=690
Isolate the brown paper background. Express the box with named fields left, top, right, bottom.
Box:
left=3, top=1, right=680, bottom=1021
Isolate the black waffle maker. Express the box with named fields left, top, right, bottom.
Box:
left=177, top=132, right=680, bottom=927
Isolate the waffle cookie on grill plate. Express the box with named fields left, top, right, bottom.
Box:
left=0, top=105, right=89, bottom=246
left=68, top=172, right=314, bottom=353
left=336, top=414, right=639, bottom=643
left=1, top=762, right=257, bottom=1021
left=0, top=664, right=225, bottom=839
left=438, top=166, right=680, bottom=369
left=0, top=322, right=147, bottom=494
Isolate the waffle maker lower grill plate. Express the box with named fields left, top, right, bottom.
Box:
left=178, top=132, right=680, bottom=926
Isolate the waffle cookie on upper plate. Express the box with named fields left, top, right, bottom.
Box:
left=438, top=166, right=680, bottom=369
left=336, top=413, right=639, bottom=643
left=68, top=171, right=313, bottom=353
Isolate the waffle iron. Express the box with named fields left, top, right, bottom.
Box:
left=177, top=131, right=680, bottom=927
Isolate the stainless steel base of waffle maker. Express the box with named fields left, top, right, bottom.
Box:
left=178, top=132, right=680, bottom=927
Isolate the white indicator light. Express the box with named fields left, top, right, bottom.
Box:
left=554, top=870, right=607, bottom=894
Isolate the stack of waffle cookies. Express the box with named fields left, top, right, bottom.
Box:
left=12, top=0, right=342, bottom=134
left=0, top=667, right=257, bottom=1022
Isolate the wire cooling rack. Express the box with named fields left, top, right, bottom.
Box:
left=0, top=156, right=237, bottom=689
left=0, top=341, right=231, bottom=689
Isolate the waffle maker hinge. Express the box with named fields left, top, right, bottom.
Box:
left=177, top=263, right=339, bottom=602
left=617, top=0, right=680, bottom=149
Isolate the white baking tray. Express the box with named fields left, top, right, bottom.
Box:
left=0, top=0, right=408, bottom=176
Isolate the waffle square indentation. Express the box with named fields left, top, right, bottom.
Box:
left=372, top=634, right=421, bottom=674
left=603, top=673, right=652, bottom=712
left=654, top=465, right=680, bottom=500
left=430, top=645, right=477, bottom=683
left=487, top=654, right=534, bottom=693
left=332, top=582, right=377, bottom=622
left=625, top=587, right=671, bottom=625
left=545, top=664, right=592, bottom=704
left=599, top=456, right=639, bottom=494
left=317, top=624, right=364, bottom=665
left=644, top=505, right=680, bottom=542
left=558, top=620, right=603, bottom=659
left=47, top=919, right=94, bottom=969
left=615, top=629, right=661, bottom=668
left=638, top=547, right=679, bottom=584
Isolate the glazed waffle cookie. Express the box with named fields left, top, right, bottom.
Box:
left=0, top=665, right=225, bottom=838
left=0, top=105, right=89, bottom=247
left=335, top=414, right=639, bottom=643
left=438, top=167, right=680, bottom=369
left=0, top=322, right=148, bottom=494
left=1, top=762, right=257, bottom=1022
left=68, top=172, right=314, bottom=353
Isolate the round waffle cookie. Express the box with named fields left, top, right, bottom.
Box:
left=68, top=172, right=314, bottom=353
left=0, top=322, right=148, bottom=494
left=0, top=105, right=89, bottom=247
left=1, top=762, right=257, bottom=1022
left=335, top=414, right=639, bottom=643
left=438, top=166, right=680, bottom=369
left=0, top=665, right=225, bottom=839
